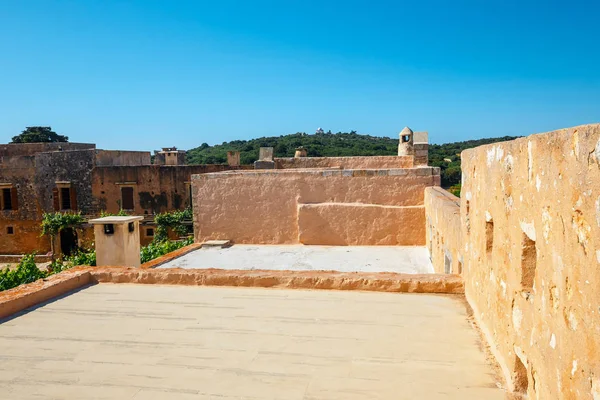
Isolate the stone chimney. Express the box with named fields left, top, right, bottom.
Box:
left=294, top=146, right=307, bottom=158
left=398, top=127, right=414, bottom=156
left=254, top=147, right=275, bottom=169
left=413, top=131, right=429, bottom=166
left=227, top=151, right=240, bottom=167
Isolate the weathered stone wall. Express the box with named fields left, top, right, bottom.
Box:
left=34, top=150, right=97, bottom=216
left=0, top=142, right=95, bottom=158
left=192, top=167, right=440, bottom=245
left=94, top=150, right=151, bottom=166
left=424, top=187, right=462, bottom=274
left=92, top=164, right=247, bottom=215
left=460, top=123, right=600, bottom=398
left=274, top=155, right=414, bottom=170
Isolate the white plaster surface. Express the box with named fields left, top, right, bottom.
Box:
left=0, top=284, right=504, bottom=399
left=159, top=245, right=434, bottom=274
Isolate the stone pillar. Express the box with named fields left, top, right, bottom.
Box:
left=398, top=127, right=414, bottom=156
left=254, top=147, right=275, bottom=169
left=413, top=131, right=429, bottom=166
left=89, top=216, right=143, bottom=267
left=227, top=151, right=240, bottom=167
left=294, top=146, right=307, bottom=158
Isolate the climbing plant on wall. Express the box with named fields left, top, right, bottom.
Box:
left=153, top=208, right=193, bottom=242
left=40, top=212, right=85, bottom=260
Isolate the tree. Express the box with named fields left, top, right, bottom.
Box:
left=11, top=126, right=68, bottom=143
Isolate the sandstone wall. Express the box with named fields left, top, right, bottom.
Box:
left=94, top=150, right=151, bottom=166
left=424, top=187, right=462, bottom=274
left=460, top=123, right=600, bottom=398
left=274, top=155, right=414, bottom=169
left=192, top=167, right=439, bottom=245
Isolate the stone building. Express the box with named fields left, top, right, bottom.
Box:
left=0, top=142, right=246, bottom=256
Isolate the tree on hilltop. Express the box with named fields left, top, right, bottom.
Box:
left=11, top=126, right=69, bottom=143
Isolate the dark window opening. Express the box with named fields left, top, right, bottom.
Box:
left=402, top=135, right=411, bottom=143
left=486, top=221, right=494, bottom=253
left=2, top=188, right=12, bottom=210
left=146, top=228, right=154, bottom=237
left=61, top=187, right=72, bottom=210
left=521, top=235, right=537, bottom=290
left=6, top=226, right=14, bottom=235
left=121, top=187, right=134, bottom=210
left=128, top=222, right=134, bottom=233
left=104, top=224, right=114, bottom=235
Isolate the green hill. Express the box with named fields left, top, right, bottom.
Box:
left=186, top=131, right=520, bottom=188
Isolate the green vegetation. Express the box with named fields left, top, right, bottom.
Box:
left=429, top=136, right=520, bottom=188
left=187, top=131, right=399, bottom=165
left=140, top=209, right=194, bottom=263
left=187, top=131, right=520, bottom=193
left=11, top=126, right=68, bottom=143
left=140, top=237, right=194, bottom=264
left=0, top=255, right=47, bottom=292
left=41, top=212, right=85, bottom=261
left=153, top=209, right=193, bottom=242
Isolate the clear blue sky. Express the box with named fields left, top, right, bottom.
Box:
left=1, top=1, right=598, bottom=150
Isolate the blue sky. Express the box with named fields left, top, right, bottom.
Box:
left=0, top=1, right=598, bottom=150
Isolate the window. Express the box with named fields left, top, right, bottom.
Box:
left=128, top=222, right=134, bottom=233
left=104, top=224, right=114, bottom=235
left=6, top=226, right=14, bottom=235
left=61, top=187, right=72, bottom=210
left=146, top=228, right=154, bottom=237
left=402, top=135, right=411, bottom=143
left=521, top=234, right=537, bottom=290
left=2, top=188, right=12, bottom=210
left=121, top=187, right=134, bottom=210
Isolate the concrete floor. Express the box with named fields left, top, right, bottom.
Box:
left=160, top=245, right=434, bottom=274
left=0, top=284, right=503, bottom=399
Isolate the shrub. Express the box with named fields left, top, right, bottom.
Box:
left=0, top=254, right=47, bottom=292
left=65, top=249, right=96, bottom=267
left=140, top=237, right=193, bottom=264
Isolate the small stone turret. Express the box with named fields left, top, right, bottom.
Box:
left=398, top=127, right=414, bottom=156
left=294, top=146, right=307, bottom=158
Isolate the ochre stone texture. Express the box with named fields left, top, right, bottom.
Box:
left=459, top=123, right=600, bottom=399
left=192, top=168, right=440, bottom=245
left=425, top=187, right=462, bottom=274
left=298, top=203, right=425, bottom=245
left=274, top=155, right=414, bottom=169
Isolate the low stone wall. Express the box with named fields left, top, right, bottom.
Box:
left=424, top=187, right=462, bottom=274
left=192, top=167, right=439, bottom=245
left=274, top=155, right=414, bottom=169
left=460, top=123, right=600, bottom=398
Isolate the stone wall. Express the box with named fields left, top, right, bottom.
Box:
left=460, top=123, right=600, bottom=398
left=274, top=155, right=414, bottom=170
left=94, top=150, right=151, bottom=166
left=192, top=167, right=440, bottom=245
left=424, top=187, right=462, bottom=274
left=0, top=142, right=95, bottom=157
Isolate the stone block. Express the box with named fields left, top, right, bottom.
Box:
left=414, top=131, right=429, bottom=144
left=254, top=160, right=275, bottom=170
left=259, top=147, right=274, bottom=161
left=227, top=151, right=240, bottom=167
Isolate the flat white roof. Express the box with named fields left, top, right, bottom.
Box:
left=88, top=216, right=144, bottom=224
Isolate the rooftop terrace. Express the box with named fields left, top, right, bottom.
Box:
left=0, top=283, right=502, bottom=400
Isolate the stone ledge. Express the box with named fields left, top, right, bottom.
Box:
left=0, top=267, right=464, bottom=320
left=0, top=269, right=92, bottom=320
left=90, top=268, right=464, bottom=294
left=193, top=167, right=441, bottom=179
